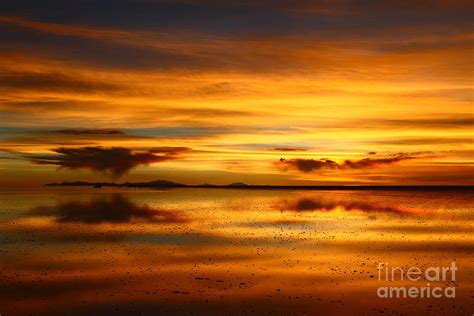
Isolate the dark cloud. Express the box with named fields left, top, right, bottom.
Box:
left=32, top=194, right=186, bottom=223
left=1, top=1, right=471, bottom=76
left=28, top=146, right=190, bottom=177
left=341, top=156, right=417, bottom=169
left=166, top=0, right=474, bottom=13
left=276, top=154, right=423, bottom=172
left=276, top=158, right=338, bottom=172
left=2, top=0, right=471, bottom=34
left=0, top=19, right=218, bottom=72
left=0, top=70, right=120, bottom=93
left=52, top=129, right=124, bottom=135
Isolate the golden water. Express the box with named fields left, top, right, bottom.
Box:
left=0, top=188, right=472, bottom=315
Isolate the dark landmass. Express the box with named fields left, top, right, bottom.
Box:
left=44, top=180, right=185, bottom=188
left=44, top=180, right=474, bottom=191
left=45, top=181, right=118, bottom=187
left=225, top=182, right=249, bottom=187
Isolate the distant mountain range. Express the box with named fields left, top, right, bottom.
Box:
left=45, top=180, right=187, bottom=188
left=44, top=180, right=473, bottom=190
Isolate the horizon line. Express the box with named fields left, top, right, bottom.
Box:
left=43, top=180, right=474, bottom=190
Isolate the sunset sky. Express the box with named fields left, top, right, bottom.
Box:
left=0, top=0, right=472, bottom=186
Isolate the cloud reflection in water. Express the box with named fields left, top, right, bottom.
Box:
left=275, top=197, right=420, bottom=216
left=32, top=193, right=186, bottom=224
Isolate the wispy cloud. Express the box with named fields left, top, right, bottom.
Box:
left=268, top=147, right=308, bottom=152
left=52, top=129, right=124, bottom=135
left=0, top=70, right=122, bottom=94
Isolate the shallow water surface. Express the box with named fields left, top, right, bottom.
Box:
left=0, top=188, right=473, bottom=315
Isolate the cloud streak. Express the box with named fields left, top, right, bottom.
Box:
left=268, top=147, right=308, bottom=152
left=52, top=129, right=124, bottom=135
left=28, top=146, right=190, bottom=177
left=0, top=70, right=122, bottom=94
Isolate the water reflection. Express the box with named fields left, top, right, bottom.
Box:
left=0, top=188, right=472, bottom=315
left=32, top=194, right=186, bottom=224
left=275, top=197, right=419, bottom=215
